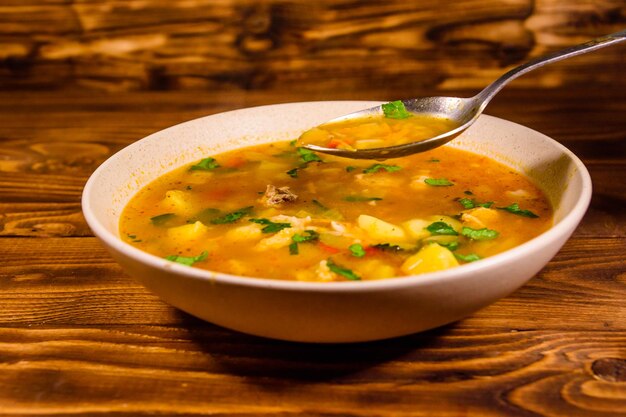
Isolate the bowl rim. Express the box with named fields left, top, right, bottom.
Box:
left=82, top=101, right=592, bottom=293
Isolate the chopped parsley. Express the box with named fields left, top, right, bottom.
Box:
left=462, top=226, right=499, bottom=240
left=126, top=234, right=142, bottom=242
left=464, top=190, right=474, bottom=195
left=344, top=195, right=383, bottom=202
left=289, top=230, right=319, bottom=255
left=289, top=139, right=297, bottom=147
left=293, top=230, right=319, bottom=243
left=165, top=251, right=208, bottom=266
left=297, top=147, right=322, bottom=163
left=249, top=218, right=292, bottom=233
left=497, top=203, right=539, bottom=218
left=210, top=206, right=253, bottom=224
left=437, top=241, right=459, bottom=251
left=186, top=185, right=193, bottom=190
left=346, top=166, right=356, bottom=172
left=362, top=163, right=402, bottom=174
left=312, top=199, right=329, bottom=210
left=289, top=242, right=299, bottom=255
left=428, top=158, right=440, bottom=163
left=150, top=213, right=176, bottom=226
left=458, top=198, right=494, bottom=209
left=454, top=253, right=481, bottom=262
left=189, top=157, right=220, bottom=171
left=382, top=100, right=411, bottom=119
left=426, top=222, right=459, bottom=236
left=349, top=243, right=366, bottom=257
left=424, top=178, right=454, bottom=187
left=327, top=259, right=360, bottom=281
left=286, top=167, right=299, bottom=178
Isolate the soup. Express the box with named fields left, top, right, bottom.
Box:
left=297, top=100, right=458, bottom=150
left=120, top=129, right=553, bottom=282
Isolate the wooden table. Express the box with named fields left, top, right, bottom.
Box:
left=1, top=85, right=625, bottom=416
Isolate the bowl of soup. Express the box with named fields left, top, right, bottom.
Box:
left=82, top=101, right=591, bottom=343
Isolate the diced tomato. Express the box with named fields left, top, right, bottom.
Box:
left=318, top=242, right=341, bottom=254
left=223, top=156, right=246, bottom=168
left=364, top=245, right=380, bottom=256
left=326, top=139, right=342, bottom=149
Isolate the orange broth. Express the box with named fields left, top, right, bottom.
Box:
left=120, top=131, right=553, bottom=282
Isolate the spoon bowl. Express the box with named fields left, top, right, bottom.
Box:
left=303, top=30, right=625, bottom=160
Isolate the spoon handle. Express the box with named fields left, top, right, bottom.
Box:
left=475, top=30, right=626, bottom=106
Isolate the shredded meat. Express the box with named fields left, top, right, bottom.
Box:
left=261, top=185, right=298, bottom=207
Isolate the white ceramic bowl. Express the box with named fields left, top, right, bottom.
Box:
left=82, top=101, right=591, bottom=343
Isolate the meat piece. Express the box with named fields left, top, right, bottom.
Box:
left=261, top=185, right=298, bottom=207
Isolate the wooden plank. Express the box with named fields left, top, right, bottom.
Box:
left=0, top=236, right=624, bottom=330
left=0, top=325, right=624, bottom=416
left=1, top=0, right=624, bottom=92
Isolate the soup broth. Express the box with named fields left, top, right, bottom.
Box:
left=120, top=136, right=553, bottom=282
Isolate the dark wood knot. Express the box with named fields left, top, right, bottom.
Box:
left=591, top=358, right=626, bottom=382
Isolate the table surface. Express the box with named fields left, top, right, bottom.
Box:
left=1, top=85, right=625, bottom=416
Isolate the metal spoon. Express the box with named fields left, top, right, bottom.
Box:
left=302, top=30, right=626, bottom=159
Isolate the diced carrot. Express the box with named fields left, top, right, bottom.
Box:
left=223, top=156, right=246, bottom=168
left=327, top=139, right=342, bottom=149
left=364, top=246, right=380, bottom=256
left=318, top=242, right=341, bottom=254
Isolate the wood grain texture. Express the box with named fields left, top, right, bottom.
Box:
left=1, top=0, right=625, bottom=92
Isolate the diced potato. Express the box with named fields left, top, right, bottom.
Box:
left=401, top=243, right=459, bottom=275
left=402, top=218, right=431, bottom=240
left=162, top=190, right=194, bottom=216
left=409, top=175, right=430, bottom=190
left=426, top=215, right=462, bottom=233
left=225, top=224, right=262, bottom=241
left=319, top=232, right=355, bottom=248
left=357, top=214, right=407, bottom=242
left=361, top=260, right=396, bottom=280
left=167, top=221, right=208, bottom=242
left=299, top=127, right=331, bottom=145
left=421, top=235, right=458, bottom=245
left=461, top=207, right=503, bottom=229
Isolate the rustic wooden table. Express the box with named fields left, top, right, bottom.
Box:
left=1, top=85, right=624, bottom=416
left=1, top=0, right=626, bottom=412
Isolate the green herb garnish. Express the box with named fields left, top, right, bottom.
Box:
left=297, top=147, right=322, bottom=163
left=289, top=242, right=299, bottom=255
left=462, top=226, right=499, bottom=240
left=249, top=218, right=292, bottom=233
left=189, top=157, right=220, bottom=171
left=458, top=198, right=494, bottom=209
left=327, top=259, right=361, bottom=281
left=349, top=243, right=366, bottom=257
left=426, top=222, right=459, bottom=236
left=210, top=206, right=253, bottom=224
left=428, top=158, right=440, bottom=163
left=293, top=230, right=320, bottom=243
left=454, top=253, right=481, bottom=262
left=424, top=178, right=454, bottom=187
left=289, top=230, right=319, bottom=255
left=346, top=166, right=356, bottom=172
left=344, top=196, right=383, bottom=202
left=382, top=100, right=411, bottom=119
left=286, top=168, right=299, bottom=178
left=497, top=203, right=539, bottom=218
left=165, top=251, right=208, bottom=266
left=150, top=213, right=176, bottom=226
left=464, top=190, right=473, bottom=195
left=362, top=163, right=402, bottom=174
left=437, top=241, right=459, bottom=251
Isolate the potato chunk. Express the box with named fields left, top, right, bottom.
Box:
left=401, top=243, right=459, bottom=275
left=357, top=214, right=407, bottom=242
left=162, top=190, right=194, bottom=216
left=167, top=221, right=208, bottom=242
